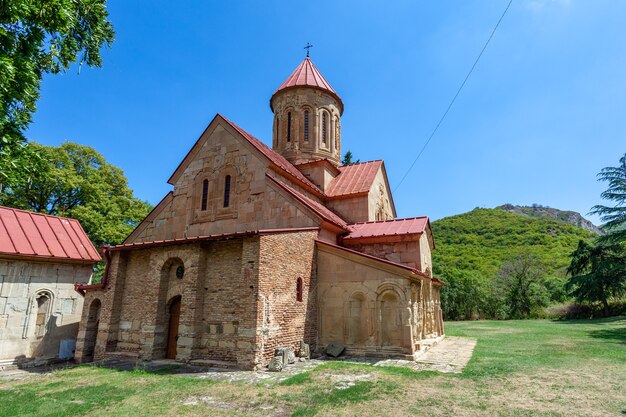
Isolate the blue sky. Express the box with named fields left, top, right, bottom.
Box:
left=27, top=0, right=626, bottom=224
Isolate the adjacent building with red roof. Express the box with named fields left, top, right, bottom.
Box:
left=74, top=56, right=443, bottom=369
left=0, top=206, right=100, bottom=366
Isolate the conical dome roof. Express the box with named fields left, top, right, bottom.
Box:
left=271, top=57, right=343, bottom=114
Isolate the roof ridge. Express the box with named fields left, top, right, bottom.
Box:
left=339, top=159, right=383, bottom=168
left=0, top=205, right=78, bottom=223
left=266, top=174, right=348, bottom=230
left=349, top=216, right=429, bottom=226
left=218, top=115, right=323, bottom=195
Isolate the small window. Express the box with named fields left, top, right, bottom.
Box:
left=201, top=179, right=209, bottom=211
left=176, top=265, right=185, bottom=279
left=287, top=112, right=292, bottom=142
left=296, top=277, right=303, bottom=302
left=223, top=175, right=231, bottom=208
left=322, top=112, right=327, bottom=144
left=304, top=111, right=309, bottom=141
left=335, top=117, right=340, bottom=150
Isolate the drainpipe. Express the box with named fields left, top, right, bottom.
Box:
left=74, top=246, right=111, bottom=296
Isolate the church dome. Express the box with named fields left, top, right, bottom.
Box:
left=270, top=57, right=343, bottom=167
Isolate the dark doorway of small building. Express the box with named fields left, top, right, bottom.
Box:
left=166, top=296, right=181, bottom=359
left=83, top=299, right=101, bottom=362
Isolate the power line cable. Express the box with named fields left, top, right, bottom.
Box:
left=393, top=0, right=513, bottom=192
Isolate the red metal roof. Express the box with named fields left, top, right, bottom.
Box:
left=344, top=217, right=429, bottom=240
left=108, top=227, right=320, bottom=251
left=219, top=115, right=323, bottom=195
left=326, top=160, right=383, bottom=198
left=266, top=175, right=349, bottom=230
left=276, top=57, right=338, bottom=95
left=271, top=57, right=343, bottom=114
left=316, top=240, right=432, bottom=279
left=0, top=206, right=101, bottom=263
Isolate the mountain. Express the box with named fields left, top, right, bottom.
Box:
left=496, top=204, right=603, bottom=235
left=431, top=208, right=598, bottom=280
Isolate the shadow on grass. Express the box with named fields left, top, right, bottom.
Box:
left=551, top=316, right=626, bottom=325
left=587, top=327, right=626, bottom=344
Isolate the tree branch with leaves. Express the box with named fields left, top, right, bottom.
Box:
left=0, top=0, right=114, bottom=188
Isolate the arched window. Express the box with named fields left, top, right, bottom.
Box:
left=296, top=277, right=303, bottom=302
left=335, top=117, right=340, bottom=150
left=201, top=179, right=209, bottom=211
left=287, top=112, right=292, bottom=142
left=322, top=112, right=327, bottom=144
left=35, top=293, right=51, bottom=338
left=303, top=110, right=309, bottom=142
left=223, top=175, right=231, bottom=208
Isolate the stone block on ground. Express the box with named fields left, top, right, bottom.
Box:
left=298, top=341, right=310, bottom=359
left=274, top=347, right=293, bottom=365
left=267, top=357, right=283, bottom=372
left=326, top=342, right=345, bottom=358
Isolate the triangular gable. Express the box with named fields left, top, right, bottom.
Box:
left=123, top=191, right=173, bottom=244
left=266, top=174, right=349, bottom=232
left=378, top=161, right=397, bottom=218
left=167, top=114, right=322, bottom=196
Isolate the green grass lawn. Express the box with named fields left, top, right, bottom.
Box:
left=1, top=318, right=624, bottom=416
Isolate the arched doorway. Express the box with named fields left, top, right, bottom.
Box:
left=166, top=296, right=181, bottom=359
left=83, top=299, right=101, bottom=362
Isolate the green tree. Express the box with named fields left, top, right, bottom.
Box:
left=439, top=268, right=488, bottom=320
left=494, top=255, right=550, bottom=318
left=590, top=153, right=626, bottom=244
left=0, top=0, right=114, bottom=188
left=566, top=240, right=626, bottom=314
left=341, top=150, right=360, bottom=166
left=0, top=141, right=151, bottom=247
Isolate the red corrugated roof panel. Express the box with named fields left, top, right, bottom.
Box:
left=0, top=208, right=34, bottom=255
left=14, top=210, right=51, bottom=257
left=31, top=214, right=67, bottom=258
left=344, top=217, right=429, bottom=240
left=326, top=160, right=383, bottom=198
left=0, top=206, right=101, bottom=262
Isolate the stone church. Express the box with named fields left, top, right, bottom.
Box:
left=74, top=56, right=444, bottom=369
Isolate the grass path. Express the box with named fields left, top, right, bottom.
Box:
left=0, top=317, right=624, bottom=416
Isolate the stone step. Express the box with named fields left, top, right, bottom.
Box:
left=189, top=359, right=238, bottom=369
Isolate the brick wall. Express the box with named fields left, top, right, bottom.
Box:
left=255, top=230, right=318, bottom=366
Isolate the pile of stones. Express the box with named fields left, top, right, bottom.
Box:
left=267, top=341, right=310, bottom=372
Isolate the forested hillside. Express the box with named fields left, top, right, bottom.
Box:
left=431, top=208, right=598, bottom=319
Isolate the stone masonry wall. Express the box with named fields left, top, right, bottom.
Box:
left=255, top=231, right=318, bottom=367
left=343, top=239, right=423, bottom=271
left=316, top=245, right=442, bottom=359
left=0, top=259, right=89, bottom=362
left=75, top=238, right=265, bottom=369
left=196, top=237, right=260, bottom=368
left=127, top=122, right=321, bottom=244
